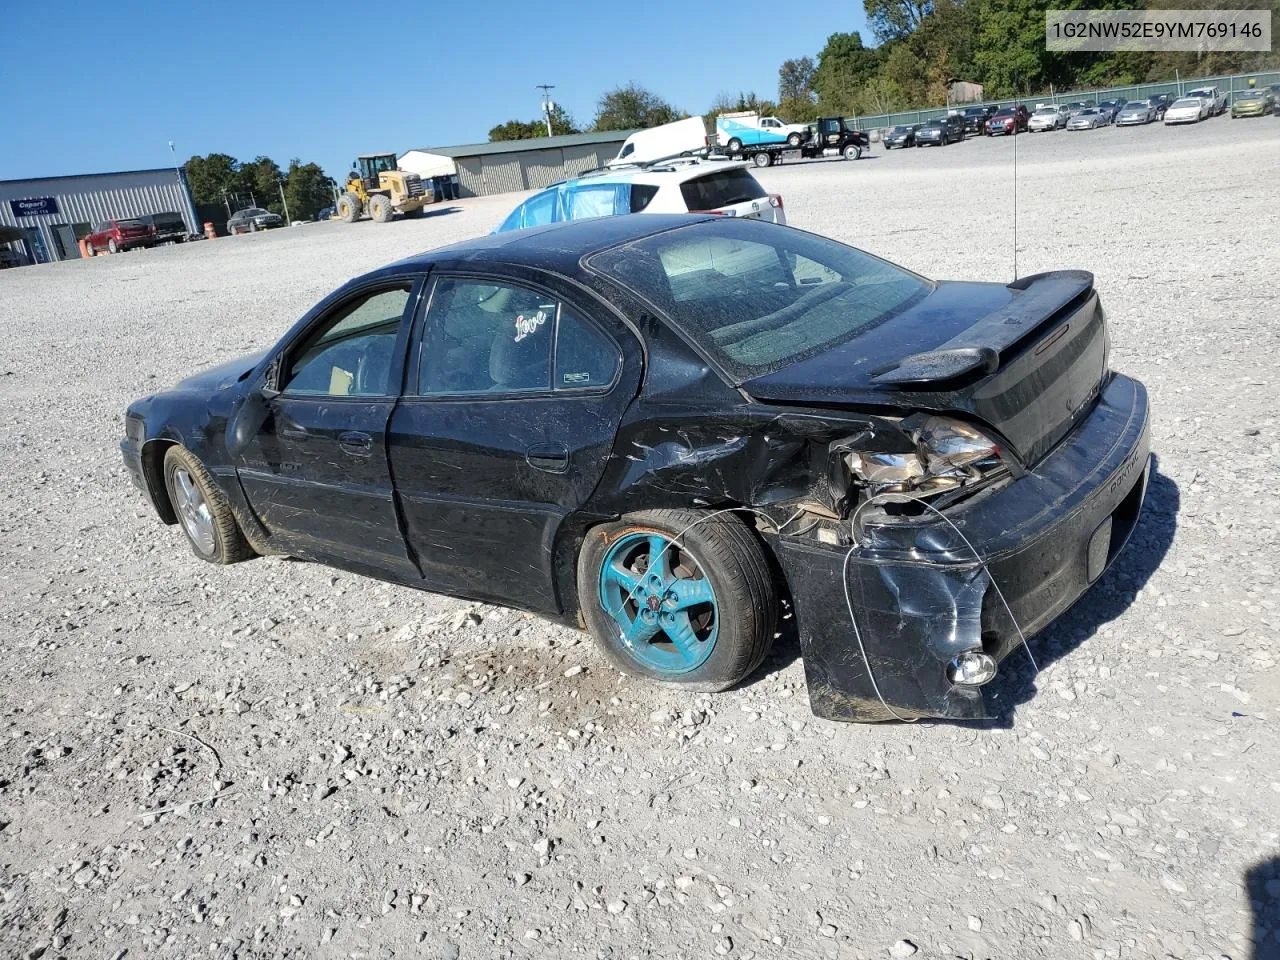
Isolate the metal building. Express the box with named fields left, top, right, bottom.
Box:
left=399, top=130, right=636, bottom=199
left=0, top=167, right=198, bottom=266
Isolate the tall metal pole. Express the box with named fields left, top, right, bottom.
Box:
left=169, top=139, right=200, bottom=235
left=536, top=84, right=556, bottom=137
left=278, top=180, right=292, bottom=224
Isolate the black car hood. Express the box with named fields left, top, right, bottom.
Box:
left=175, top=351, right=266, bottom=393
left=743, top=271, right=1107, bottom=465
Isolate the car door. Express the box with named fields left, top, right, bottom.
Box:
left=235, top=279, right=422, bottom=580
left=387, top=270, right=641, bottom=613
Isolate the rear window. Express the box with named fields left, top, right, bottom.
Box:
left=679, top=169, right=766, bottom=212
left=117, top=219, right=144, bottom=227
left=585, top=219, right=931, bottom=383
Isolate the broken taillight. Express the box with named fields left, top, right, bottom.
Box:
left=769, top=194, right=784, bottom=209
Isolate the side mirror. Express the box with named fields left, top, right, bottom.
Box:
left=259, top=355, right=283, bottom=399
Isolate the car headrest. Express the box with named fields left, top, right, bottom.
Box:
left=489, top=307, right=552, bottom=387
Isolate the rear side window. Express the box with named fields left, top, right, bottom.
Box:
left=415, top=280, right=618, bottom=396
left=630, top=184, right=658, bottom=212
left=679, top=169, right=766, bottom=211
left=555, top=308, right=619, bottom=389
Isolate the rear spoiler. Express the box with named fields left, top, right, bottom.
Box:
left=871, top=270, right=1094, bottom=386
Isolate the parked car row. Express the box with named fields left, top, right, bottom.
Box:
left=85, top=212, right=194, bottom=256
left=882, top=85, right=1276, bottom=146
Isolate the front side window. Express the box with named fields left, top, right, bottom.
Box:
left=586, top=219, right=931, bottom=383
left=283, top=285, right=411, bottom=397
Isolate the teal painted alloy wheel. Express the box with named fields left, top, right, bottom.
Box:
left=597, top=531, right=719, bottom=676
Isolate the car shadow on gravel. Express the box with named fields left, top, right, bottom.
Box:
left=958, top=454, right=1180, bottom=728
left=1247, top=857, right=1280, bottom=960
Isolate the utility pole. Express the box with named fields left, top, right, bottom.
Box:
left=169, top=139, right=200, bottom=235
left=536, top=84, right=556, bottom=137
left=277, top=179, right=292, bottom=224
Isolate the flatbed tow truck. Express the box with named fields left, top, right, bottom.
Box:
left=721, top=116, right=870, bottom=168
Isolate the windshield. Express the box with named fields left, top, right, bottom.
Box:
left=1034, top=107, right=1057, bottom=115
left=890, top=125, right=913, bottom=134
left=963, top=107, right=986, bottom=116
left=1172, top=99, right=1199, bottom=108
left=1236, top=91, right=1263, bottom=99
left=1123, top=102, right=1147, bottom=109
left=585, top=219, right=931, bottom=383
left=993, top=109, right=1013, bottom=117
left=1077, top=109, right=1097, bottom=116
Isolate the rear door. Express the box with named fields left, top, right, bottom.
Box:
left=235, top=279, right=422, bottom=579
left=387, top=269, right=641, bottom=611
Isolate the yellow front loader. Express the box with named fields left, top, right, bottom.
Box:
left=337, top=154, right=432, bottom=223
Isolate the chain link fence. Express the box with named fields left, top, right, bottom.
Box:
left=850, top=69, right=1280, bottom=136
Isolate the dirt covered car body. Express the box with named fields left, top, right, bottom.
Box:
left=121, top=215, right=1150, bottom=722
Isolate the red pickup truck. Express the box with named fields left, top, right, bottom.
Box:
left=85, top=219, right=154, bottom=256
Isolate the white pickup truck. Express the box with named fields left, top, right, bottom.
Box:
left=715, top=112, right=812, bottom=151
left=1186, top=86, right=1228, bottom=116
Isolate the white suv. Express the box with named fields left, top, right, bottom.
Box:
left=495, top=158, right=785, bottom=233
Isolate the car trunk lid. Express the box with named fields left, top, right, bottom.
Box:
left=743, top=270, right=1108, bottom=466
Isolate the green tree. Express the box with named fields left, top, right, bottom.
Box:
left=812, top=32, right=884, bottom=114
left=864, top=0, right=934, bottom=42
left=182, top=153, right=241, bottom=206
left=283, top=160, right=335, bottom=222
left=778, top=56, right=817, bottom=102
left=593, top=83, right=681, bottom=131
left=237, top=156, right=285, bottom=214
left=489, top=104, right=579, bottom=141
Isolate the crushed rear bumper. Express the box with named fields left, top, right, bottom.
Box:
left=778, top=373, right=1150, bottom=722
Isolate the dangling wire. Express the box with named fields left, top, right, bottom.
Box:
left=601, top=494, right=1036, bottom=725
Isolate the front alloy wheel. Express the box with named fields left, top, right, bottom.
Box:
left=172, top=466, right=216, bottom=556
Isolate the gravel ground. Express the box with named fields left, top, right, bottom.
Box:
left=2, top=115, right=1278, bottom=960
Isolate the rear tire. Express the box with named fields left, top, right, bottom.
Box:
left=108, top=239, right=118, bottom=254
left=163, top=446, right=255, bottom=565
left=337, top=191, right=362, bottom=222
left=727, top=137, right=743, bottom=154
left=786, top=132, right=802, bottom=148
left=577, top=509, right=776, bottom=692
left=368, top=194, right=393, bottom=223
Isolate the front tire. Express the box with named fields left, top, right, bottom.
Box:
left=843, top=144, right=861, bottom=159
left=163, top=446, right=254, bottom=565
left=368, top=194, right=393, bottom=222
left=577, top=509, right=776, bottom=691
left=337, top=191, right=362, bottom=222
left=108, top=239, right=118, bottom=254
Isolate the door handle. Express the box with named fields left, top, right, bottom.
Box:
left=526, top=442, right=569, bottom=474
left=279, top=424, right=309, bottom=442
left=339, top=431, right=374, bottom=457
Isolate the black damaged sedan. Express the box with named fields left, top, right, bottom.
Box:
left=122, top=215, right=1151, bottom=722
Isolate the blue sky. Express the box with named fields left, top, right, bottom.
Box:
left=2, top=0, right=868, bottom=183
